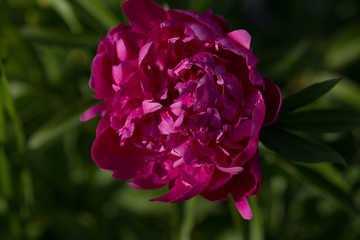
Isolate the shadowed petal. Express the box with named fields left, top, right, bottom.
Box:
left=262, top=78, right=282, bottom=125
left=92, top=127, right=152, bottom=180
left=122, top=0, right=168, bottom=33
left=151, top=165, right=213, bottom=202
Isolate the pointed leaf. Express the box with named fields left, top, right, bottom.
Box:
left=21, top=28, right=99, bottom=47
left=275, top=159, right=359, bottom=215
left=0, top=62, right=25, bottom=153
left=260, top=126, right=346, bottom=165
left=281, top=78, right=341, bottom=113
left=28, top=106, right=86, bottom=150
left=248, top=197, right=264, bottom=240
left=277, top=109, right=360, bottom=132
left=51, top=0, right=83, bottom=34
left=74, top=0, right=120, bottom=29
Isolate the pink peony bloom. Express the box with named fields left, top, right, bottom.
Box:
left=81, top=0, right=281, bottom=220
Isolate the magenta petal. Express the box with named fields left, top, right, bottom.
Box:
left=80, top=102, right=106, bottom=121
left=193, top=73, right=222, bottom=111
left=122, top=0, right=168, bottom=33
left=216, top=36, right=259, bottom=67
left=150, top=178, right=191, bottom=202
left=99, top=37, right=117, bottom=63
left=205, top=169, right=232, bottom=192
left=262, top=78, right=282, bottom=125
left=90, top=53, right=114, bottom=100
left=142, top=100, right=162, bottom=114
left=231, top=140, right=258, bottom=167
left=227, top=30, right=251, bottom=50
left=96, top=112, right=110, bottom=136
left=169, top=9, right=223, bottom=35
left=233, top=196, right=253, bottom=220
left=229, top=119, right=252, bottom=142
left=112, top=60, right=137, bottom=85
left=92, top=127, right=149, bottom=180
left=216, top=165, right=244, bottom=174
left=248, top=150, right=261, bottom=194
left=159, top=112, right=176, bottom=135
left=151, top=165, right=213, bottom=202
left=205, top=10, right=231, bottom=33
left=107, top=24, right=130, bottom=39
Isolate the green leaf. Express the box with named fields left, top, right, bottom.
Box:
left=277, top=109, right=360, bottom=132
left=275, top=159, right=359, bottom=216
left=74, top=0, right=120, bottom=29
left=260, top=126, right=347, bottom=165
left=0, top=147, right=14, bottom=199
left=0, top=62, right=25, bottom=153
left=0, top=99, right=6, bottom=143
left=324, top=20, right=360, bottom=70
left=21, top=27, right=99, bottom=47
left=248, top=197, right=264, bottom=240
left=281, top=78, right=341, bottom=113
left=0, top=38, right=8, bottom=60
left=228, top=195, right=247, bottom=240
left=51, top=0, right=83, bottom=34
left=28, top=105, right=86, bottom=150
left=304, top=162, right=350, bottom=193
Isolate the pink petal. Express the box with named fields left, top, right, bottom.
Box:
left=262, top=78, right=282, bottom=125
left=80, top=102, right=106, bottom=121
left=248, top=150, right=261, bottom=194
left=216, top=36, right=259, bottom=68
left=99, top=37, right=117, bottom=63
left=169, top=102, right=184, bottom=116
left=91, top=127, right=150, bottom=180
left=205, top=10, right=231, bottom=33
left=168, top=10, right=217, bottom=41
left=142, top=100, right=162, bottom=114
left=231, top=140, right=258, bottom=167
left=217, top=165, right=244, bottom=174
left=227, top=30, right=251, bottom=50
left=170, top=9, right=223, bottom=35
left=96, top=111, right=110, bottom=136
left=193, top=73, right=222, bottom=111
left=229, top=119, right=252, bottom=142
left=122, top=0, right=168, bottom=33
left=233, top=197, right=253, bottom=220
left=112, top=60, right=137, bottom=85
left=138, top=42, right=153, bottom=66
left=90, top=53, right=115, bottom=100
left=205, top=169, right=232, bottom=192
left=150, top=165, right=213, bottom=202
left=159, top=111, right=176, bottom=135
left=107, top=24, right=131, bottom=40
left=115, top=30, right=144, bottom=61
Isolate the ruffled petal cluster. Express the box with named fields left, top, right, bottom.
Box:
left=81, top=0, right=282, bottom=219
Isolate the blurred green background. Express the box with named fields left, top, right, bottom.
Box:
left=1, top=0, right=360, bottom=239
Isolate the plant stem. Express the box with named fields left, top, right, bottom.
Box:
left=179, top=198, right=196, bottom=240
left=228, top=195, right=247, bottom=240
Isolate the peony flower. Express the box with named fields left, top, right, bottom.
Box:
left=81, top=0, right=281, bottom=219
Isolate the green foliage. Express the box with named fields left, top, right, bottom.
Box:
left=280, top=78, right=341, bottom=114
left=1, top=0, right=360, bottom=239
left=260, top=127, right=347, bottom=165
left=278, top=109, right=360, bottom=132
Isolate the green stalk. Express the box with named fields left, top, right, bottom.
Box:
left=179, top=198, right=196, bottom=240
left=0, top=61, right=34, bottom=238
left=249, top=197, right=265, bottom=240
left=228, top=195, right=247, bottom=240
